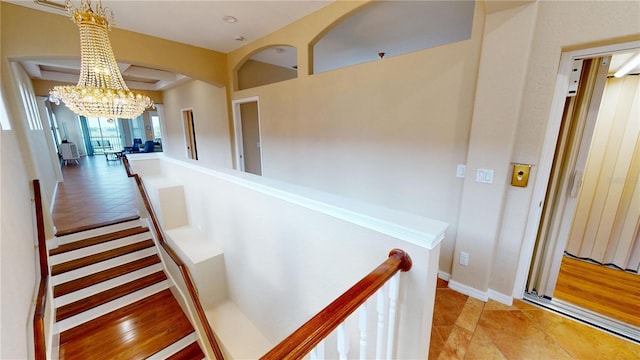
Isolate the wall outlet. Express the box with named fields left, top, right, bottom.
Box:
left=456, top=164, right=466, bottom=178
left=460, top=251, right=470, bottom=266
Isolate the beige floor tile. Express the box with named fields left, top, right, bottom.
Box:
left=479, top=310, right=573, bottom=360
left=433, top=288, right=468, bottom=326
left=438, top=325, right=473, bottom=360
left=464, top=325, right=507, bottom=360
left=455, top=297, right=485, bottom=333
left=429, top=326, right=446, bottom=360
left=435, top=325, right=454, bottom=342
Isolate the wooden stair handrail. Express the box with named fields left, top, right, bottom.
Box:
left=261, top=248, right=413, bottom=360
left=122, top=156, right=225, bottom=360
left=33, top=179, right=48, bottom=360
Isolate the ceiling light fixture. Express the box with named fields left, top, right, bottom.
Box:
left=614, top=51, right=640, bottom=78
left=49, top=0, right=153, bottom=119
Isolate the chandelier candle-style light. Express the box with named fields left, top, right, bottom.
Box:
left=49, top=0, right=153, bottom=119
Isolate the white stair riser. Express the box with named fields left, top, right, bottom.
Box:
left=150, top=332, right=200, bottom=360
left=52, top=247, right=158, bottom=285
left=50, top=232, right=152, bottom=265
left=55, top=263, right=164, bottom=307
left=54, top=219, right=144, bottom=245
left=56, top=280, right=169, bottom=332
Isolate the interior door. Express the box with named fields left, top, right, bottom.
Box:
left=527, top=57, right=609, bottom=298
left=239, top=102, right=262, bottom=175
left=182, top=109, right=198, bottom=160
left=233, top=98, right=263, bottom=175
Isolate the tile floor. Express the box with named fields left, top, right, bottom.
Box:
left=52, top=155, right=139, bottom=235
left=429, top=279, right=640, bottom=359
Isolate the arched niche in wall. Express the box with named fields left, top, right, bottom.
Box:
left=312, top=1, right=475, bottom=74
left=236, top=45, right=298, bottom=90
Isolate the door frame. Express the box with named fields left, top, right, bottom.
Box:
left=513, top=40, right=640, bottom=298
left=181, top=107, right=198, bottom=160
left=231, top=96, right=263, bottom=173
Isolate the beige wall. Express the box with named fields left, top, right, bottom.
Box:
left=227, top=1, right=485, bottom=273
left=488, top=0, right=640, bottom=297
left=451, top=2, right=539, bottom=296
left=0, top=116, right=39, bottom=360
left=162, top=80, right=232, bottom=169
left=228, top=0, right=640, bottom=301
left=237, top=59, right=298, bottom=91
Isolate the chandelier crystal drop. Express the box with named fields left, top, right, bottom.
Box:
left=49, top=0, right=153, bottom=119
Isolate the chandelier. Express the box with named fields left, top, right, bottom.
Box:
left=49, top=0, right=153, bottom=119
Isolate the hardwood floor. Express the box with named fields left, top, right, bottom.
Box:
left=555, top=255, right=640, bottom=327
left=53, top=155, right=139, bottom=236
left=51, top=155, right=204, bottom=359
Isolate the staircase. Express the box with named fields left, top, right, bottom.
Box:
left=48, top=218, right=205, bottom=360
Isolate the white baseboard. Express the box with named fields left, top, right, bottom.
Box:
left=445, top=279, right=514, bottom=306
left=448, top=280, right=488, bottom=302
left=437, top=271, right=451, bottom=281
left=488, top=289, right=513, bottom=306
left=49, top=182, right=59, bottom=214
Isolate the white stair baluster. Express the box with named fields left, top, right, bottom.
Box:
left=337, top=322, right=349, bottom=360
left=358, top=303, right=367, bottom=360
left=386, top=273, right=400, bottom=359
left=375, top=286, right=386, bottom=359
left=311, top=339, right=325, bottom=360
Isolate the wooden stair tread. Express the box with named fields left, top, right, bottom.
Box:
left=50, top=226, right=150, bottom=256
left=166, top=342, right=205, bottom=360
left=59, top=289, right=195, bottom=360
left=54, top=255, right=161, bottom=298
left=51, top=240, right=155, bottom=276
left=56, top=271, right=167, bottom=322
left=55, top=215, right=141, bottom=237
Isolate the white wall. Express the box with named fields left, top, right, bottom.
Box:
left=0, top=95, right=39, bottom=359
left=131, top=156, right=446, bottom=359
left=0, top=129, right=38, bottom=359
left=52, top=104, right=86, bottom=156
left=162, top=80, right=232, bottom=169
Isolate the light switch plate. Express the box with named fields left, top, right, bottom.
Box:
left=475, top=169, right=494, bottom=184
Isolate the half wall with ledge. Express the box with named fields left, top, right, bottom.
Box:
left=127, top=153, right=447, bottom=359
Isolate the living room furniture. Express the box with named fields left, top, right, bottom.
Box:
left=60, top=142, right=80, bottom=165
left=124, top=138, right=142, bottom=153
left=104, top=150, right=125, bottom=161
left=141, top=140, right=155, bottom=153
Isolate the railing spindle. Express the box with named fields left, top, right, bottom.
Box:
left=375, top=289, right=386, bottom=359
left=337, top=323, right=349, bottom=360
left=310, top=340, right=325, bottom=360
left=262, top=249, right=412, bottom=359
left=386, top=273, right=400, bottom=359
left=358, top=304, right=367, bottom=360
